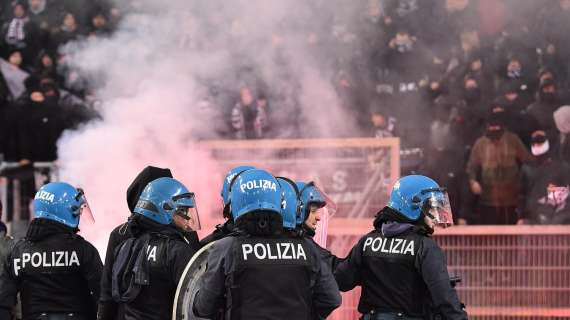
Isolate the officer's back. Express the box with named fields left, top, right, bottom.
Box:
left=193, top=169, right=341, bottom=320
left=334, top=175, right=467, bottom=320
left=0, top=182, right=103, bottom=320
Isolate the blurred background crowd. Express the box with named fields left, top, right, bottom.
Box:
left=1, top=0, right=570, bottom=226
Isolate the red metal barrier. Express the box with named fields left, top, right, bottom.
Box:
left=327, top=221, right=570, bottom=320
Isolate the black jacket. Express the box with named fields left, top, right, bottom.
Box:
left=99, top=166, right=201, bottom=320
left=0, top=219, right=102, bottom=320
left=193, top=231, right=341, bottom=320
left=199, top=219, right=234, bottom=247
left=334, top=221, right=466, bottom=319
left=109, top=217, right=197, bottom=320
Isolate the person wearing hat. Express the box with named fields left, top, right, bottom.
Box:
left=466, top=112, right=533, bottom=224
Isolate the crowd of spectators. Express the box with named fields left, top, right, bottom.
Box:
left=1, top=0, right=570, bottom=225
left=0, top=0, right=110, bottom=163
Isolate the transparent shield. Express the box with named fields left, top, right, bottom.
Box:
left=173, top=241, right=215, bottom=320
left=424, top=190, right=454, bottom=228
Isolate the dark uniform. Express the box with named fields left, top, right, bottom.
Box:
left=0, top=219, right=102, bottom=320
left=98, top=166, right=199, bottom=320
left=299, top=225, right=344, bottom=272
left=199, top=220, right=234, bottom=247
left=99, top=215, right=197, bottom=320
left=334, top=218, right=467, bottom=320
left=194, top=231, right=341, bottom=320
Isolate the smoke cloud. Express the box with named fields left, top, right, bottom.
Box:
left=55, top=0, right=373, bottom=253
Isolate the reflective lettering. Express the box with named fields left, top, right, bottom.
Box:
left=242, top=244, right=253, bottom=260
left=404, top=241, right=415, bottom=255
left=363, top=236, right=416, bottom=256
left=239, top=180, right=277, bottom=193
left=363, top=237, right=373, bottom=251
left=146, top=245, right=157, bottom=262
left=242, top=243, right=307, bottom=261
left=12, top=250, right=81, bottom=275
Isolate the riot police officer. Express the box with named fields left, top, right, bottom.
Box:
left=199, top=165, right=255, bottom=246
left=102, top=177, right=200, bottom=320
left=334, top=175, right=468, bottom=320
left=193, top=169, right=341, bottom=320
left=295, top=181, right=343, bottom=270
left=98, top=165, right=178, bottom=320
left=0, top=182, right=103, bottom=320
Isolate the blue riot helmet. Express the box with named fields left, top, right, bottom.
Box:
left=276, top=177, right=300, bottom=230
left=134, top=177, right=200, bottom=230
left=221, top=165, right=256, bottom=218
left=229, top=169, right=282, bottom=223
left=33, top=182, right=92, bottom=229
left=295, top=181, right=337, bottom=226
left=387, top=175, right=454, bottom=227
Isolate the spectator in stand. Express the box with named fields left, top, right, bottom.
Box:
left=523, top=171, right=570, bottom=225
left=1, top=2, right=39, bottom=66
left=7, top=49, right=25, bottom=70
left=27, top=0, right=53, bottom=50
left=490, top=95, right=535, bottom=146
left=497, top=56, right=535, bottom=107
left=422, top=95, right=467, bottom=220
left=15, top=75, right=65, bottom=162
left=454, top=75, right=487, bottom=148
left=368, top=100, right=398, bottom=139
left=527, top=79, right=563, bottom=139
left=466, top=112, right=533, bottom=224
left=230, top=85, right=268, bottom=139
left=32, top=50, right=58, bottom=81
left=520, top=130, right=570, bottom=224
left=553, top=105, right=570, bottom=163
left=51, top=12, right=83, bottom=49
left=87, top=11, right=111, bottom=37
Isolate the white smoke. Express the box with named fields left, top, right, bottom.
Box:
left=56, top=0, right=364, bottom=253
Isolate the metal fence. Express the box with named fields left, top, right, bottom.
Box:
left=328, top=220, right=570, bottom=320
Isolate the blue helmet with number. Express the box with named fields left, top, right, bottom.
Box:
left=229, top=169, right=282, bottom=223
left=277, top=177, right=300, bottom=230
left=387, top=175, right=454, bottom=226
left=33, top=182, right=87, bottom=229
left=134, top=177, right=200, bottom=229
left=221, top=165, right=256, bottom=218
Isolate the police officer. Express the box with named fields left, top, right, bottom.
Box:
left=199, top=165, right=255, bottom=246
left=334, top=175, right=468, bottom=320
left=100, top=177, right=200, bottom=320
left=295, top=181, right=343, bottom=270
left=193, top=169, right=341, bottom=320
left=0, top=182, right=103, bottom=320
left=98, top=166, right=180, bottom=320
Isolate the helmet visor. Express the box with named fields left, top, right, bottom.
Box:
left=423, top=189, right=454, bottom=228
left=76, top=188, right=95, bottom=226
left=173, top=193, right=201, bottom=231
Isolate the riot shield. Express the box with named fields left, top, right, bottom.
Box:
left=172, top=241, right=216, bottom=320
